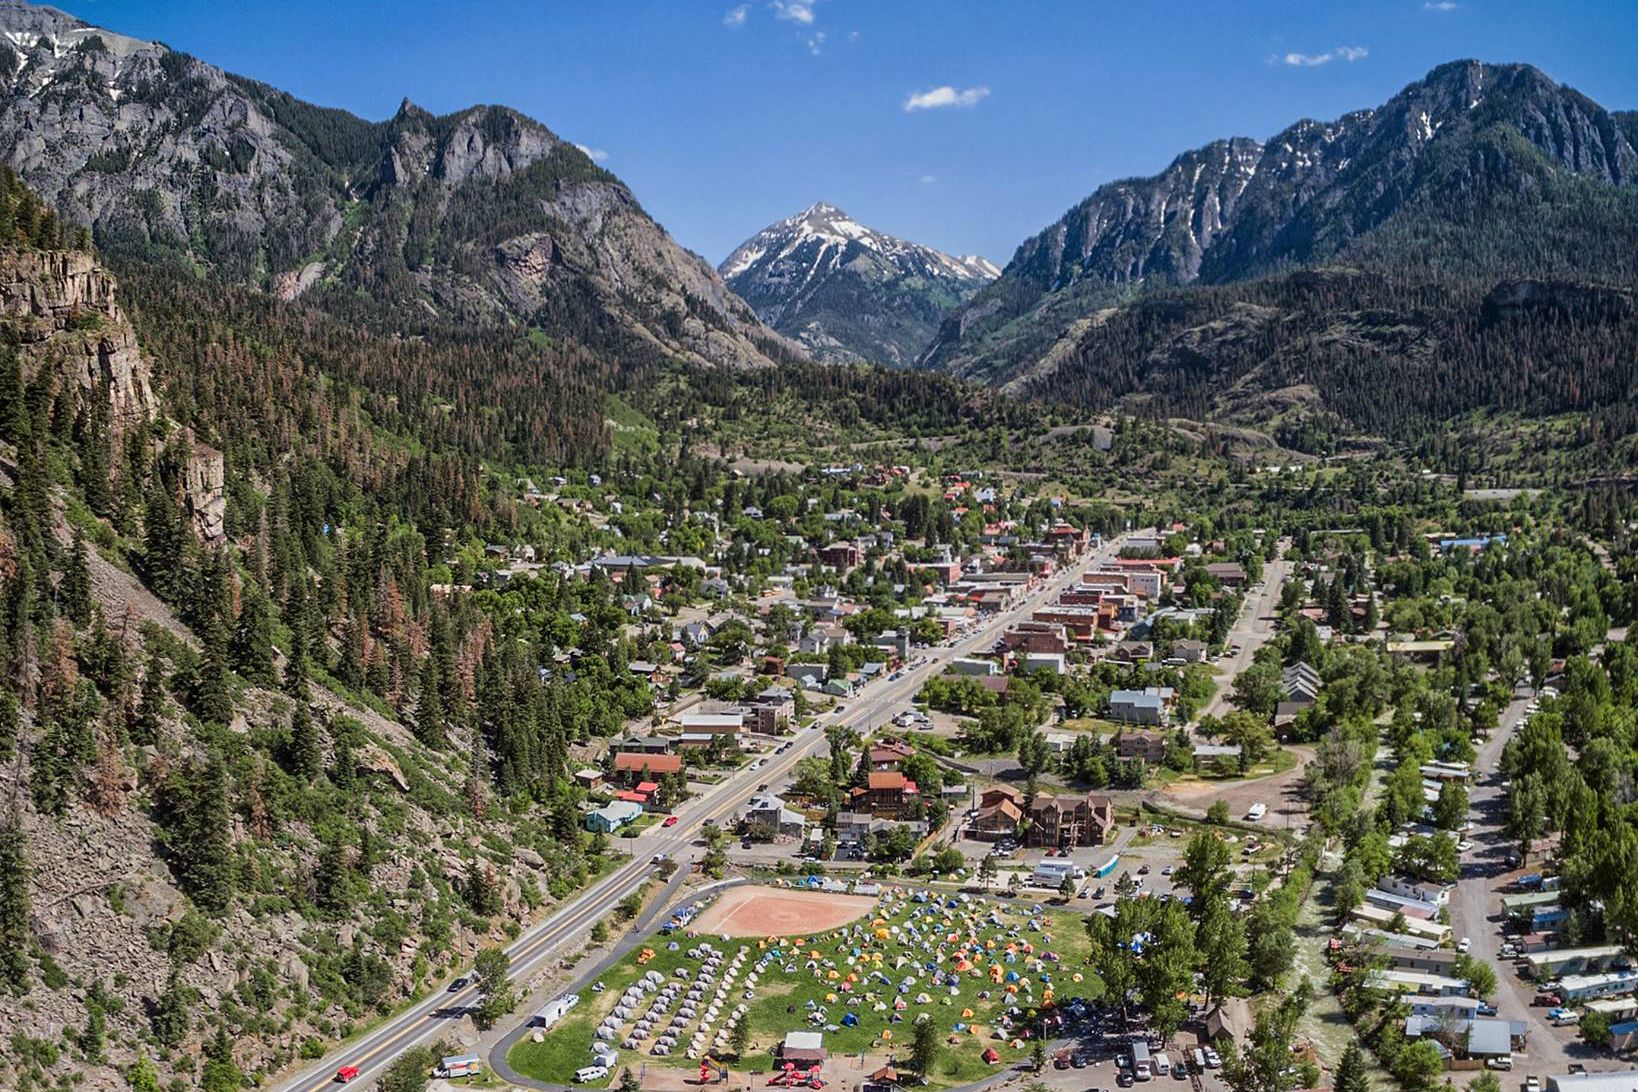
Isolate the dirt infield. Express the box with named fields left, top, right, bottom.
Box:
left=689, top=886, right=879, bottom=938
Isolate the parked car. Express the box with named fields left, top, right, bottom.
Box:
left=1486, top=1057, right=1512, bottom=1072
left=1526, top=1078, right=1542, bottom=1092
left=1458, top=936, right=1472, bottom=953
left=1203, top=1049, right=1222, bottom=1069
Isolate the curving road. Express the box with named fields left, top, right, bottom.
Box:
left=270, top=536, right=1133, bottom=1091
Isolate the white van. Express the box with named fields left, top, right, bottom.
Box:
left=1191, top=1049, right=1206, bottom=1073
left=1154, top=1053, right=1171, bottom=1077
left=575, top=1065, right=611, bottom=1084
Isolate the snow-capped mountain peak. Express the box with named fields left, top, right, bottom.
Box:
left=720, top=203, right=1000, bottom=365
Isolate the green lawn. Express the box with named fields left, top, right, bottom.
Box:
left=507, top=887, right=1103, bottom=1089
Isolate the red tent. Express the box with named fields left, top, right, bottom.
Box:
left=981, top=1048, right=1000, bottom=1065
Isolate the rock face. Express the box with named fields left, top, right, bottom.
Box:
left=921, top=60, right=1638, bottom=382
left=0, top=0, right=797, bottom=371
left=0, top=246, right=229, bottom=541
left=721, top=202, right=998, bottom=365
left=0, top=247, right=157, bottom=429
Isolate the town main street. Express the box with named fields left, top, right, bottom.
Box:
left=271, top=536, right=1136, bottom=1091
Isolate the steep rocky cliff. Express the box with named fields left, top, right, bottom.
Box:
left=0, top=0, right=796, bottom=372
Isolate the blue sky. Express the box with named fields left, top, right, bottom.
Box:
left=60, top=0, right=1638, bottom=267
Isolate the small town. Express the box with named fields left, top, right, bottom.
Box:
left=0, top=5, right=1635, bottom=1092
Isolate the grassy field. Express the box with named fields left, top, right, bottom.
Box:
left=508, top=885, right=1104, bottom=1089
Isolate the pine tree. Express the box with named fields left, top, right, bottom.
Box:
left=131, top=656, right=168, bottom=747
left=150, top=970, right=192, bottom=1047
left=314, top=837, right=352, bottom=918
left=413, top=655, right=447, bottom=750
left=76, top=382, right=112, bottom=518
left=143, top=473, right=187, bottom=603
left=163, top=756, right=236, bottom=913
left=283, top=575, right=310, bottom=697
left=193, top=616, right=233, bottom=727
left=59, top=529, right=93, bottom=626
left=229, top=586, right=276, bottom=686
left=0, top=810, right=32, bottom=991
left=287, top=702, right=322, bottom=781
left=0, top=686, right=18, bottom=762
left=1334, top=1040, right=1370, bottom=1092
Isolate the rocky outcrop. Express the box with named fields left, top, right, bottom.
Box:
left=0, top=247, right=158, bottom=429
left=182, top=434, right=227, bottom=544
left=0, top=247, right=229, bottom=541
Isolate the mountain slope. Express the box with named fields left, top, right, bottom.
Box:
left=721, top=202, right=997, bottom=365
left=0, top=0, right=795, bottom=371
left=921, top=60, right=1638, bottom=382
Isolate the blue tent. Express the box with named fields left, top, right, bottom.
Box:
left=842, top=1012, right=859, bottom=1027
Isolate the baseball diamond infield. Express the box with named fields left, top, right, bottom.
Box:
left=687, top=885, right=879, bottom=937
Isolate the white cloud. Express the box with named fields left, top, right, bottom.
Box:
left=807, top=31, right=826, bottom=55
left=1423, top=1, right=1458, bottom=9
left=575, top=144, right=609, bottom=163
left=723, top=4, right=750, bottom=27
left=1283, top=45, right=1368, bottom=67
left=919, top=174, right=937, bottom=185
left=904, top=85, right=990, bottom=112
left=771, top=0, right=816, bottom=24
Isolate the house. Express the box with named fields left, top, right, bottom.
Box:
left=1111, top=639, right=1154, bottom=662
left=747, top=687, right=796, bottom=734
left=1383, top=948, right=1462, bottom=975
left=837, top=812, right=928, bottom=852
left=872, top=629, right=911, bottom=661
left=1283, top=662, right=1321, bottom=703
left=948, top=658, right=999, bottom=677
left=1205, top=561, right=1247, bottom=588
left=817, top=542, right=863, bottom=570
left=743, top=794, right=806, bottom=839
left=1192, top=743, right=1242, bottom=770
left=613, top=752, right=684, bottom=781
left=1172, top=639, right=1208, bottom=663
left=1116, top=729, right=1167, bottom=763
left=1547, top=1072, right=1638, bottom=1092
left=1021, top=651, right=1067, bottom=675
left=868, top=738, right=915, bottom=770
left=676, top=712, right=745, bottom=736
left=573, top=768, right=604, bottom=790
left=1027, top=792, right=1114, bottom=848
left=1044, top=732, right=1076, bottom=754
left=971, top=798, right=1023, bottom=841
left=586, top=800, right=643, bottom=833
left=851, top=771, right=920, bottom=818
left=1110, top=688, right=1168, bottom=727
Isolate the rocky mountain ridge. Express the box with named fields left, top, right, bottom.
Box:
left=721, top=202, right=997, bottom=365
left=0, top=0, right=796, bottom=371
left=920, top=60, right=1638, bottom=381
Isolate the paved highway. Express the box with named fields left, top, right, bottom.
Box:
left=273, top=534, right=1132, bottom=1090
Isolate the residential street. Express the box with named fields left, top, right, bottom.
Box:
left=1446, top=692, right=1577, bottom=1082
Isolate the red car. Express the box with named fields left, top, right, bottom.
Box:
left=335, top=1066, right=360, bottom=1083
left=663, top=815, right=679, bottom=827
